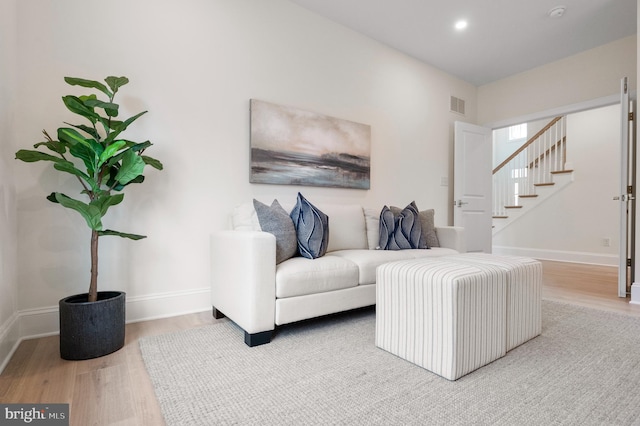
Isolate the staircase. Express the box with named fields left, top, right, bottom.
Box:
left=492, top=116, right=574, bottom=234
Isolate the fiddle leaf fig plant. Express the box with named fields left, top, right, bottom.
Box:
left=15, top=76, right=163, bottom=303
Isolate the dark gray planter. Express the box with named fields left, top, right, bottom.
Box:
left=59, top=291, right=126, bottom=360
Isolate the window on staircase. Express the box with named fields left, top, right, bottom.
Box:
left=511, top=168, right=528, bottom=178
left=509, top=123, right=527, bottom=141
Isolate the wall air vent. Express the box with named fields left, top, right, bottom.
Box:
left=450, top=96, right=466, bottom=115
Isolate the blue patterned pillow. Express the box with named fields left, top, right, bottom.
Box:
left=379, top=201, right=422, bottom=250
left=290, top=193, right=329, bottom=259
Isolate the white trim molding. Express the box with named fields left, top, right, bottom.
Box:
left=126, top=287, right=212, bottom=323
left=0, top=287, right=211, bottom=374
left=0, top=312, right=20, bottom=374
left=483, top=93, right=628, bottom=130
left=630, top=283, right=640, bottom=305
left=492, top=246, right=618, bottom=267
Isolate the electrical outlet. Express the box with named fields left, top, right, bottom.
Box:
left=603, top=238, right=611, bottom=247
left=441, top=176, right=449, bottom=187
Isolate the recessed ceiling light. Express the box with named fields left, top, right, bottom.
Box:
left=455, top=20, right=468, bottom=30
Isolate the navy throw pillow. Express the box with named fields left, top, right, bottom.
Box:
left=290, top=193, right=329, bottom=259
left=379, top=201, right=422, bottom=250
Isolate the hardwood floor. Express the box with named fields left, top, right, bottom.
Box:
left=0, top=311, right=221, bottom=425
left=1, top=260, right=639, bottom=425
left=541, top=260, right=640, bottom=317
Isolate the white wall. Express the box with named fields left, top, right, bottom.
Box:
left=478, top=36, right=636, bottom=126
left=479, top=33, right=636, bottom=268
left=9, top=0, right=476, bottom=343
left=0, top=0, right=20, bottom=372
left=493, top=105, right=620, bottom=265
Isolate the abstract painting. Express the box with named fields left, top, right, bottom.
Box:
left=250, top=99, right=371, bottom=189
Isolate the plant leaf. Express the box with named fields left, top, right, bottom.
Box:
left=104, top=76, right=129, bottom=94
left=68, top=143, right=98, bottom=176
left=98, top=140, right=127, bottom=166
left=83, top=98, right=120, bottom=117
left=52, top=162, right=98, bottom=192
left=64, top=77, right=112, bottom=98
left=53, top=160, right=91, bottom=181
left=96, top=116, right=112, bottom=136
left=62, top=96, right=100, bottom=123
left=53, top=193, right=103, bottom=230
left=106, top=141, right=151, bottom=167
left=98, top=229, right=146, bottom=240
left=15, top=150, right=64, bottom=164
left=141, top=155, right=163, bottom=170
left=91, top=193, right=124, bottom=216
left=46, top=192, right=59, bottom=203
left=58, top=128, right=102, bottom=174
left=106, top=111, right=147, bottom=143
left=63, top=122, right=100, bottom=140
left=107, top=166, right=144, bottom=191
left=33, top=140, right=67, bottom=155
left=58, top=127, right=104, bottom=156
left=130, top=141, right=153, bottom=152
left=114, top=150, right=145, bottom=185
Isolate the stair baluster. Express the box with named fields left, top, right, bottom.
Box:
left=493, top=116, right=568, bottom=222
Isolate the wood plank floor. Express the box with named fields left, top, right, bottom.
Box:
left=1, top=260, right=639, bottom=425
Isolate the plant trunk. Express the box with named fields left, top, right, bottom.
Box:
left=89, top=230, right=99, bottom=302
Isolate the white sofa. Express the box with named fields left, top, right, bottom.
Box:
left=210, top=202, right=465, bottom=346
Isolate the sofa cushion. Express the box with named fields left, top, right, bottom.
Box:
left=322, top=204, right=368, bottom=252
left=418, top=209, right=440, bottom=248
left=290, top=193, right=330, bottom=259
left=379, top=201, right=422, bottom=250
left=253, top=199, right=298, bottom=264
left=275, top=256, right=359, bottom=298
left=329, top=247, right=460, bottom=285
left=232, top=202, right=261, bottom=231
left=364, top=207, right=380, bottom=249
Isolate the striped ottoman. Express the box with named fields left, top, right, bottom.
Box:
left=443, top=253, right=542, bottom=351
left=376, top=259, right=508, bottom=381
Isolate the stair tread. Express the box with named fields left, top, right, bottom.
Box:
left=550, top=169, right=574, bottom=174
left=518, top=194, right=539, bottom=198
left=493, top=216, right=508, bottom=219
left=534, top=182, right=555, bottom=186
left=504, top=205, right=523, bottom=209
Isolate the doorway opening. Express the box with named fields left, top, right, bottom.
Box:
left=490, top=103, right=628, bottom=297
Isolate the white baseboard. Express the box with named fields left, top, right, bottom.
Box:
left=0, top=312, right=20, bottom=375
left=492, top=246, right=618, bottom=266
left=630, top=283, right=640, bottom=305
left=0, top=287, right=211, bottom=374
left=126, top=287, right=212, bottom=323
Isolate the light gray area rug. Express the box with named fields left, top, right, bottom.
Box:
left=140, top=301, right=640, bottom=425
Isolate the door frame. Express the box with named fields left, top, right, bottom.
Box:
left=483, top=92, right=637, bottom=299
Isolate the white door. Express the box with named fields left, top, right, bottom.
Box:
left=454, top=121, right=493, bottom=253
left=618, top=77, right=635, bottom=297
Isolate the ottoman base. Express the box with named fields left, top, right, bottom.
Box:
left=376, top=259, right=508, bottom=380
left=444, top=253, right=542, bottom=351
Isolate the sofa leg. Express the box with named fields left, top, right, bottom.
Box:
left=244, top=330, right=272, bottom=347
left=212, top=306, right=226, bottom=319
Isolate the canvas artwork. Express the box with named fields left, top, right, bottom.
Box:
left=250, top=99, right=371, bottom=189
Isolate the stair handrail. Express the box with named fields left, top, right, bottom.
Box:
left=492, top=116, right=563, bottom=174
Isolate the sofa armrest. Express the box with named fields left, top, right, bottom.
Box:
left=435, top=226, right=466, bottom=253
left=211, top=230, right=277, bottom=335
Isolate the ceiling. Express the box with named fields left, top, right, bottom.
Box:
left=289, top=0, right=637, bottom=86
